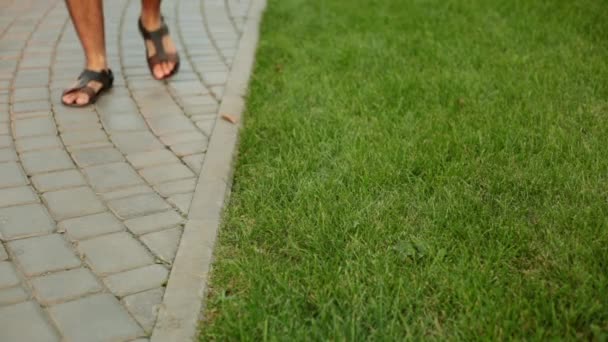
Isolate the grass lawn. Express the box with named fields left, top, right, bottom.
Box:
left=200, top=0, right=608, bottom=340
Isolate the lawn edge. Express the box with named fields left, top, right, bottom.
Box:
left=150, top=0, right=267, bottom=340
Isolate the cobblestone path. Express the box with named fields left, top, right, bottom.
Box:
left=0, top=0, right=256, bottom=340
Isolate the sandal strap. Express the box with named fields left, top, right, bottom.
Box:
left=76, top=86, right=98, bottom=100
left=139, top=17, right=170, bottom=61
left=78, top=69, right=114, bottom=89
left=62, top=69, right=113, bottom=96
left=147, top=52, right=179, bottom=66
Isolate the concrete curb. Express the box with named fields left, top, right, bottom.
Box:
left=150, top=0, right=267, bottom=340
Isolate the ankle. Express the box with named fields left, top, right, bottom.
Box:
left=85, top=55, right=108, bottom=72
left=140, top=11, right=162, bottom=30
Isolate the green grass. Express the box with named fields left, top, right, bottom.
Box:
left=200, top=0, right=608, bottom=340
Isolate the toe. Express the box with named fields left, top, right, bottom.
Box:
left=167, top=62, right=175, bottom=75
left=153, top=64, right=165, bottom=79
left=162, top=62, right=171, bottom=76
left=75, top=93, right=89, bottom=105
left=62, top=93, right=75, bottom=104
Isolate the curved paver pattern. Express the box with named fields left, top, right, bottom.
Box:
left=0, top=0, right=258, bottom=340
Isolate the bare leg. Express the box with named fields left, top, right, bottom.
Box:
left=62, top=0, right=108, bottom=105
left=141, top=0, right=178, bottom=79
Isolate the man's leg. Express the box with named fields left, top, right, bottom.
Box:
left=140, top=0, right=178, bottom=79
left=62, top=0, right=108, bottom=105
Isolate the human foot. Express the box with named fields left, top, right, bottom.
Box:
left=61, top=69, right=113, bottom=107
left=138, top=15, right=180, bottom=80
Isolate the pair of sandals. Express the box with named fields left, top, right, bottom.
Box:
left=62, top=17, right=180, bottom=107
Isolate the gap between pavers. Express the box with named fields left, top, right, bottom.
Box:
left=150, top=0, right=267, bottom=341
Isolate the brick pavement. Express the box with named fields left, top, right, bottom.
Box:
left=0, top=0, right=255, bottom=340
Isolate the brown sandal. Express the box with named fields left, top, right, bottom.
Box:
left=138, top=17, right=180, bottom=80
left=61, top=69, right=113, bottom=107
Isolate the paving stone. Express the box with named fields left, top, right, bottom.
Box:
left=0, top=135, right=11, bottom=148
left=183, top=153, right=205, bottom=173
left=61, top=129, right=108, bottom=146
left=136, top=103, right=181, bottom=119
left=67, top=141, right=114, bottom=151
left=20, top=149, right=74, bottom=174
left=122, top=287, right=164, bottom=333
left=60, top=212, right=124, bottom=241
left=12, top=77, right=47, bottom=90
left=182, top=104, right=218, bottom=118
left=99, top=184, right=154, bottom=201
left=96, top=96, right=140, bottom=115
left=159, top=131, right=206, bottom=146
left=0, top=122, right=7, bottom=135
left=168, top=80, right=208, bottom=95
left=128, top=81, right=164, bottom=94
left=0, top=286, right=28, bottom=306
left=11, top=100, right=51, bottom=114
left=195, top=119, right=215, bottom=136
left=71, top=147, right=124, bottom=167
left=125, top=67, right=150, bottom=77
left=170, top=140, right=208, bottom=157
left=8, top=234, right=80, bottom=276
left=139, top=163, right=195, bottom=185
left=168, top=193, right=193, bottom=215
left=100, top=111, right=148, bottom=131
left=0, top=244, right=7, bottom=261
left=77, top=232, right=154, bottom=275
left=0, top=162, right=28, bottom=189
left=54, top=110, right=97, bottom=128
left=189, top=113, right=217, bottom=122
left=179, top=94, right=218, bottom=105
left=0, top=186, right=38, bottom=208
left=31, top=169, right=86, bottom=192
left=108, top=193, right=172, bottom=219
left=15, top=135, right=62, bottom=152
left=11, top=110, right=51, bottom=120
left=83, top=162, right=144, bottom=192
left=0, top=262, right=20, bottom=289
left=103, top=264, right=169, bottom=297
left=222, top=50, right=238, bottom=59
left=140, top=227, right=183, bottom=264
left=0, top=301, right=60, bottom=342
left=12, top=87, right=48, bottom=102
left=58, top=120, right=102, bottom=133
left=20, top=55, right=52, bottom=68
left=153, top=178, right=197, bottom=197
left=48, top=294, right=144, bottom=342
left=12, top=117, right=56, bottom=137
left=211, top=85, right=224, bottom=98
left=126, top=149, right=180, bottom=169
left=147, top=116, right=198, bottom=136
left=0, top=148, right=17, bottom=162
left=0, top=204, right=55, bottom=241
left=124, top=210, right=184, bottom=235
left=43, top=187, right=106, bottom=221
left=31, top=268, right=103, bottom=305
left=111, top=131, right=163, bottom=154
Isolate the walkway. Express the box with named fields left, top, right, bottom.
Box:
left=0, top=0, right=263, bottom=340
